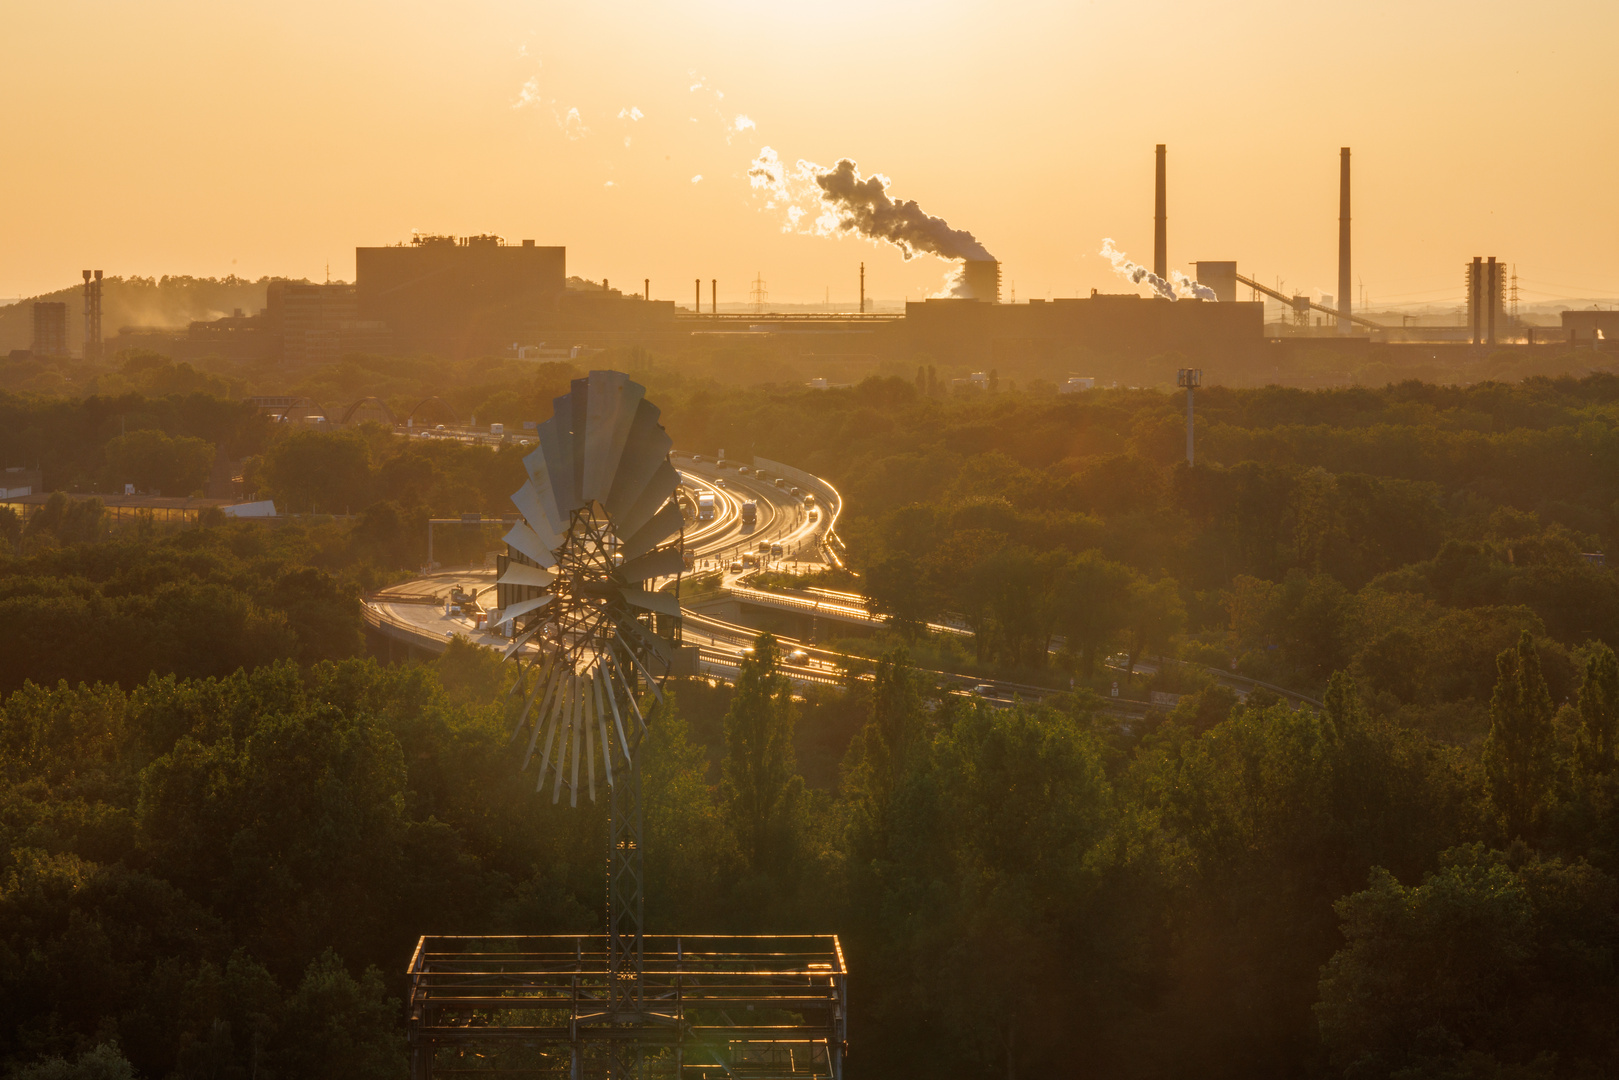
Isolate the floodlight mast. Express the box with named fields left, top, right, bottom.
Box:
left=1177, top=368, right=1202, bottom=465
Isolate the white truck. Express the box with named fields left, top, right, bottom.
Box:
left=697, top=492, right=716, bottom=521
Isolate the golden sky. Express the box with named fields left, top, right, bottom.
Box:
left=4, top=0, right=1616, bottom=310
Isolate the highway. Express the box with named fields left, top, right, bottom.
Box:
left=672, top=454, right=831, bottom=577
left=362, top=453, right=1317, bottom=713
left=364, top=451, right=842, bottom=681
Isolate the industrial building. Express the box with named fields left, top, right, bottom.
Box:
left=902, top=292, right=1264, bottom=365
left=266, top=280, right=390, bottom=362
left=1562, top=309, right=1619, bottom=347
left=31, top=302, right=67, bottom=357
left=356, top=234, right=565, bottom=356
left=349, top=235, right=687, bottom=356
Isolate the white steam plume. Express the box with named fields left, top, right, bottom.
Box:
left=1099, top=238, right=1175, bottom=300
left=750, top=148, right=994, bottom=296
left=1171, top=270, right=1217, bottom=301
left=1099, top=239, right=1216, bottom=301
left=809, top=158, right=992, bottom=261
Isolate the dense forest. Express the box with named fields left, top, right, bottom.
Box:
left=5, top=353, right=1619, bottom=1078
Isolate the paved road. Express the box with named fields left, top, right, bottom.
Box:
left=364, top=453, right=1318, bottom=711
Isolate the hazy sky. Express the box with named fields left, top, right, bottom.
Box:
left=4, top=0, right=1616, bottom=309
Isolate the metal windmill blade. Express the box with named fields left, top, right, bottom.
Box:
left=497, top=370, right=685, bottom=807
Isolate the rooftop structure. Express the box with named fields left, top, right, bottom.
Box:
left=405, top=934, right=848, bottom=1080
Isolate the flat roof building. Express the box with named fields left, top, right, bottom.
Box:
left=903, top=293, right=1264, bottom=365
left=356, top=235, right=566, bottom=357
left=31, top=302, right=67, bottom=357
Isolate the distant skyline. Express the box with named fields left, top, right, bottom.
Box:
left=3, top=0, right=1616, bottom=310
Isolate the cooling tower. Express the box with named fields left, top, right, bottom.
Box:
left=961, top=259, right=1001, bottom=303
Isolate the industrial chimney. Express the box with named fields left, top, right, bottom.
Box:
left=82, top=270, right=103, bottom=362
left=1154, top=145, right=1167, bottom=281
left=1338, top=148, right=1351, bottom=334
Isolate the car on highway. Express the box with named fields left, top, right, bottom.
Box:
left=785, top=648, right=809, bottom=664
left=737, top=466, right=751, bottom=475
left=970, top=684, right=997, bottom=697
left=715, top=478, right=726, bottom=488
left=774, top=478, right=788, bottom=488
left=737, top=646, right=756, bottom=659
left=435, top=424, right=446, bottom=431
left=729, top=559, right=744, bottom=572
left=789, top=486, right=801, bottom=496
left=691, top=454, right=705, bottom=463
left=770, top=542, right=783, bottom=557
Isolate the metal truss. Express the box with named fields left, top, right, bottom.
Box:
left=405, top=935, right=847, bottom=1080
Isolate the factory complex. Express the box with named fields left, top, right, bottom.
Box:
left=18, top=146, right=1607, bottom=380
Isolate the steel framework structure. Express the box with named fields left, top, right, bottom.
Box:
left=405, top=935, right=848, bottom=1080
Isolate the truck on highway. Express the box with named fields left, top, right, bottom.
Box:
left=490, top=423, right=504, bottom=436
left=741, top=500, right=757, bottom=525
left=697, top=492, right=716, bottom=521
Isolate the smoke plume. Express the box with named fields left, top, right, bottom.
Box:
left=1172, top=270, right=1217, bottom=301
left=750, top=149, right=995, bottom=295
left=1099, top=239, right=1216, bottom=301
left=810, top=158, right=992, bottom=261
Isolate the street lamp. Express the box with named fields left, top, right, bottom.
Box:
left=1176, top=368, right=1202, bottom=465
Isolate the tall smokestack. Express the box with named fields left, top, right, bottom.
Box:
left=695, top=278, right=700, bottom=313
left=82, top=270, right=102, bottom=362
left=1487, top=256, right=1497, bottom=347
left=1153, top=145, right=1167, bottom=281
left=711, top=279, right=717, bottom=314
left=1471, top=257, right=1483, bottom=345
left=859, top=262, right=865, bottom=314
left=1338, top=148, right=1351, bottom=334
